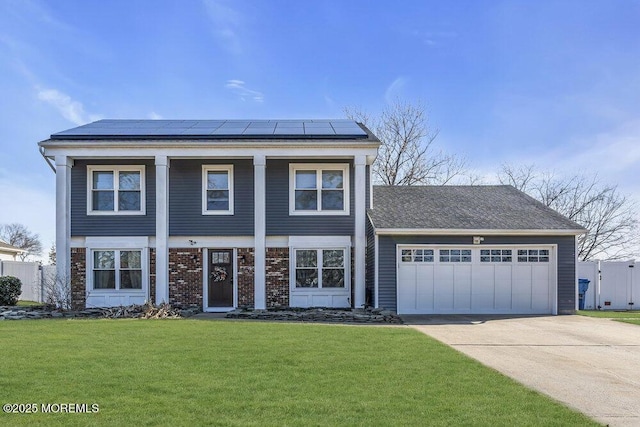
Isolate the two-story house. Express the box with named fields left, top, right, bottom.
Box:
left=39, top=119, right=585, bottom=315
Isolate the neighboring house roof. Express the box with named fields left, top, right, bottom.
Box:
left=369, top=185, right=586, bottom=234
left=45, top=119, right=379, bottom=141
left=0, top=241, right=25, bottom=254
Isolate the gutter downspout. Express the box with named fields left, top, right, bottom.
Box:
left=39, top=146, right=56, bottom=173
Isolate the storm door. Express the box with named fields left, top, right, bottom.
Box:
left=208, top=249, right=234, bottom=307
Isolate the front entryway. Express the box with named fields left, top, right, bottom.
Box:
left=208, top=249, right=234, bottom=308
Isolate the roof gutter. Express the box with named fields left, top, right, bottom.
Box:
left=39, top=145, right=56, bottom=173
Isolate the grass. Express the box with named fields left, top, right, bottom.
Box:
left=0, top=320, right=597, bottom=426
left=15, top=300, right=42, bottom=307
left=578, top=310, right=640, bottom=327
left=578, top=310, right=640, bottom=319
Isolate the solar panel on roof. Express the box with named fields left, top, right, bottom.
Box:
left=275, top=122, right=304, bottom=127
left=211, top=127, right=247, bottom=135
left=50, top=119, right=369, bottom=139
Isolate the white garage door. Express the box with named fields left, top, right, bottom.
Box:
left=397, top=246, right=556, bottom=315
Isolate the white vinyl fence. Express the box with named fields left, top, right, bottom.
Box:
left=0, top=261, right=56, bottom=303
left=578, top=260, right=639, bottom=310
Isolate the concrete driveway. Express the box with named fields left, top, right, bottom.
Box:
left=407, top=315, right=640, bottom=427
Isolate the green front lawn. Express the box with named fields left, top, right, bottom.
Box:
left=577, top=310, right=640, bottom=319
left=578, top=310, right=640, bottom=327
left=0, top=320, right=596, bottom=426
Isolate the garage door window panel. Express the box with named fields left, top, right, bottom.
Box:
left=402, top=249, right=434, bottom=262
left=440, top=249, right=471, bottom=263
left=518, top=249, right=550, bottom=263
left=481, top=249, right=512, bottom=263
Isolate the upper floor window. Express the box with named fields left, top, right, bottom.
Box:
left=87, top=166, right=145, bottom=215
left=202, top=165, right=234, bottom=215
left=289, top=164, right=349, bottom=215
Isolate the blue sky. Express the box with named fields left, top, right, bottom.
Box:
left=1, top=0, right=639, bottom=259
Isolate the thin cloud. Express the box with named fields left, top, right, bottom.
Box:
left=202, top=0, right=244, bottom=55
left=410, top=30, right=458, bottom=47
left=36, top=88, right=102, bottom=125
left=385, top=77, right=408, bottom=104
left=225, top=79, right=264, bottom=103
left=148, top=111, right=163, bottom=120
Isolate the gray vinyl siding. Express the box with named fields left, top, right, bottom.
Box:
left=365, top=215, right=375, bottom=306
left=377, top=234, right=576, bottom=313
left=266, top=159, right=355, bottom=236
left=71, top=160, right=155, bottom=236
left=169, top=159, right=254, bottom=236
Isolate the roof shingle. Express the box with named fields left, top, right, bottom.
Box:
left=369, top=185, right=585, bottom=232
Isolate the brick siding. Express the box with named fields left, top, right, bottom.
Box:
left=70, top=248, right=86, bottom=310
left=266, top=247, right=289, bottom=308
left=168, top=248, right=203, bottom=307
left=237, top=248, right=255, bottom=308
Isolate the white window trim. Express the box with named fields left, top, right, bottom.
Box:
left=87, top=248, right=148, bottom=293
left=202, top=165, right=234, bottom=215
left=290, top=246, right=351, bottom=293
left=87, top=165, right=146, bottom=215
left=289, top=163, right=350, bottom=216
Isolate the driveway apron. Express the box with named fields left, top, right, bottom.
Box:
left=407, top=315, right=640, bottom=427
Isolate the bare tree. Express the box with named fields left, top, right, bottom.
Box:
left=48, top=243, right=56, bottom=265
left=0, top=223, right=43, bottom=261
left=42, top=270, right=71, bottom=310
left=345, top=100, right=467, bottom=185
left=499, top=164, right=639, bottom=261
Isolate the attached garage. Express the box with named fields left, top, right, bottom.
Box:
left=397, top=245, right=556, bottom=314
left=366, top=186, right=586, bottom=315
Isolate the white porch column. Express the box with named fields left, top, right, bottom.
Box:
left=254, top=154, right=266, bottom=309
left=55, top=156, right=72, bottom=285
left=354, top=155, right=366, bottom=308
left=155, top=156, right=170, bottom=304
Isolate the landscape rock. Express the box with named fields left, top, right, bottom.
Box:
left=0, top=303, right=202, bottom=321
left=225, top=307, right=403, bottom=324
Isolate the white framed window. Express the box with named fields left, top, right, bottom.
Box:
left=289, top=164, right=350, bottom=215
left=87, top=166, right=145, bottom=215
left=202, top=165, right=234, bottom=215
left=91, top=249, right=143, bottom=290
left=293, top=248, right=347, bottom=289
